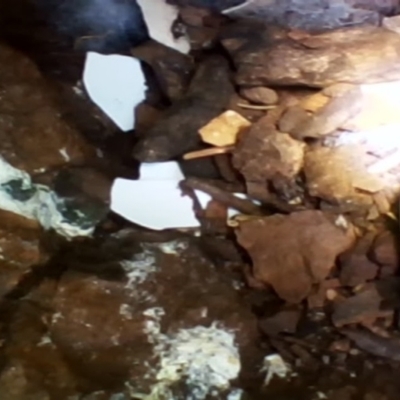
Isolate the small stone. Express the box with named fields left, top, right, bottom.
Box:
left=278, top=105, right=309, bottom=133
left=369, top=231, right=399, bottom=268
left=199, top=110, right=251, bottom=147
left=259, top=307, right=301, bottom=337
left=329, top=339, right=351, bottom=353
left=236, top=211, right=355, bottom=303
left=332, top=285, right=383, bottom=327
left=339, top=234, right=379, bottom=287
left=240, top=86, right=279, bottom=105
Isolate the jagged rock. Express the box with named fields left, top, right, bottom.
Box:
left=0, top=210, right=48, bottom=298
left=221, top=22, right=400, bottom=88
left=132, top=56, right=234, bottom=161
left=131, top=40, right=194, bottom=101
left=236, top=210, right=355, bottom=303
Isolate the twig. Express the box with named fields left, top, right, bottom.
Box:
left=182, top=177, right=263, bottom=216
left=237, top=103, right=277, bottom=110
left=183, top=146, right=233, bottom=160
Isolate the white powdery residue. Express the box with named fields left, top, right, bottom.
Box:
left=143, top=309, right=241, bottom=400
left=262, top=354, right=291, bottom=386
left=51, top=312, right=63, bottom=324
left=37, top=334, right=53, bottom=347
left=155, top=240, right=188, bottom=255
left=120, top=250, right=157, bottom=289
left=35, top=188, right=95, bottom=238
left=59, top=147, right=71, bottom=162
left=227, top=389, right=243, bottom=400
left=119, top=304, right=133, bottom=320
left=0, top=157, right=95, bottom=238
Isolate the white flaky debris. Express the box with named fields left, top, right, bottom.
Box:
left=136, top=0, right=190, bottom=54
left=37, top=334, right=53, bottom=347
left=334, top=215, right=348, bottom=229
left=143, top=308, right=241, bottom=400
left=111, top=162, right=256, bottom=230
left=262, top=354, right=291, bottom=386
left=120, top=250, right=158, bottom=288
left=119, top=304, right=133, bottom=320
left=227, top=389, right=243, bottom=400
left=59, top=147, right=70, bottom=162
left=0, top=157, right=94, bottom=238
left=83, top=52, right=147, bottom=131
left=155, top=240, right=188, bottom=255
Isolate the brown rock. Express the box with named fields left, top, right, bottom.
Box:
left=370, top=231, right=399, bottom=268
left=131, top=40, right=194, bottom=101
left=134, top=103, right=162, bottom=135
left=339, top=234, right=379, bottom=287
left=289, top=86, right=362, bottom=139
left=132, top=56, right=234, bottom=161
left=259, top=307, right=301, bottom=337
left=332, top=285, right=383, bottom=327
left=199, top=110, right=251, bottom=147
left=236, top=210, right=355, bottom=303
left=278, top=105, right=310, bottom=134
left=26, top=238, right=259, bottom=395
left=307, top=278, right=341, bottom=309
left=221, top=23, right=400, bottom=88
left=233, top=116, right=305, bottom=182
left=0, top=43, right=95, bottom=175
left=304, top=145, right=380, bottom=209
left=299, top=92, right=330, bottom=112
left=382, top=14, right=400, bottom=34
left=0, top=210, right=48, bottom=298
left=49, top=270, right=152, bottom=387
left=239, top=86, right=278, bottom=105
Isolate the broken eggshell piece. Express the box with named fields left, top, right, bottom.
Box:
left=136, top=0, right=190, bottom=54
left=83, top=52, right=147, bottom=131
left=110, top=162, right=252, bottom=230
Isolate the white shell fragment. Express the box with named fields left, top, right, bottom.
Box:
left=83, top=52, right=147, bottom=131
left=110, top=162, right=256, bottom=230
left=111, top=179, right=211, bottom=230
left=136, top=0, right=190, bottom=54
left=262, top=354, right=291, bottom=386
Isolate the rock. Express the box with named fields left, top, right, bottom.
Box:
left=177, top=5, right=228, bottom=50
left=382, top=14, right=400, bottom=34
left=285, top=86, right=362, bottom=139
left=35, top=238, right=259, bottom=397
left=134, top=103, right=162, bottom=135
left=221, top=22, right=400, bottom=88
left=131, top=40, right=194, bottom=101
left=222, top=0, right=394, bottom=31
left=0, top=43, right=95, bottom=175
left=278, top=106, right=310, bottom=134
left=0, top=210, right=48, bottom=298
left=132, top=56, right=234, bottom=161
left=0, top=43, right=111, bottom=238
left=304, top=145, right=379, bottom=211
left=307, top=278, right=341, bottom=309
left=369, top=231, right=399, bottom=269
left=199, top=110, right=251, bottom=147
left=259, top=307, right=301, bottom=337
left=233, top=116, right=305, bottom=182
left=332, top=285, right=383, bottom=327
left=339, top=234, right=379, bottom=287
left=343, top=329, right=400, bottom=362
left=235, top=210, right=355, bottom=303
left=239, top=87, right=278, bottom=105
